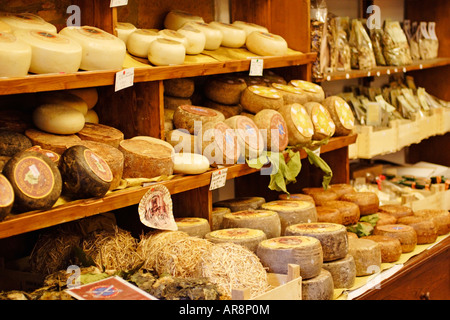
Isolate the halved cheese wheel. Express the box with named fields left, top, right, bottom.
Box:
left=348, top=238, right=381, bottom=276
left=203, top=100, right=242, bottom=119
left=253, top=109, right=289, bottom=152
left=177, top=24, right=206, bottom=55
left=362, top=235, right=402, bottom=263
left=271, top=83, right=309, bottom=105
left=322, top=96, right=355, bottom=136
left=59, top=26, right=126, bottom=71
left=25, top=128, right=81, bottom=155
left=376, top=212, right=397, bottom=226
left=32, top=104, right=85, bottom=135
left=222, top=209, right=281, bottom=239
left=172, top=152, right=210, bottom=174
left=205, top=227, right=266, bottom=252
left=76, top=123, right=124, bottom=148
left=0, top=131, right=32, bottom=157
left=38, top=91, right=89, bottom=115
left=302, top=187, right=339, bottom=206
left=209, top=21, right=246, bottom=48
left=278, top=193, right=315, bottom=204
left=14, top=29, right=82, bottom=74
left=0, top=13, right=57, bottom=33
left=164, top=10, right=204, bottom=31
left=328, top=183, right=355, bottom=199
left=316, top=206, right=343, bottom=224
left=184, top=22, right=222, bottom=50
left=397, top=216, right=438, bottom=244
left=158, top=29, right=189, bottom=49
left=211, top=206, right=230, bottom=230
left=175, top=217, right=210, bottom=238
left=278, top=103, right=314, bottom=146
left=322, top=255, right=356, bottom=289
left=173, top=104, right=225, bottom=135
left=285, top=222, right=348, bottom=261
left=204, top=76, right=247, bottom=105
left=166, top=129, right=198, bottom=154
left=256, top=236, right=323, bottom=279
left=373, top=224, right=417, bottom=253
left=303, top=102, right=336, bottom=140
left=0, top=32, right=31, bottom=77
left=66, top=87, right=98, bottom=109
left=148, top=38, right=185, bottom=66
left=214, top=197, right=265, bottom=212
left=126, top=29, right=160, bottom=58
left=163, top=78, right=195, bottom=98
left=289, top=80, right=325, bottom=103
left=0, top=173, right=14, bottom=220
left=231, top=21, right=268, bottom=36
left=340, top=192, right=379, bottom=216
left=246, top=31, right=288, bottom=56
left=224, top=115, right=264, bottom=159
left=240, top=85, right=283, bottom=114
left=413, top=209, right=450, bottom=235
left=378, top=204, right=413, bottom=220
left=115, top=22, right=136, bottom=43
left=302, top=269, right=334, bottom=300
left=84, top=109, right=99, bottom=124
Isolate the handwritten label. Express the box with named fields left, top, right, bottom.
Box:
left=210, top=168, right=228, bottom=190
left=110, top=0, right=128, bottom=7
left=115, top=68, right=134, bottom=92
left=249, top=58, right=264, bottom=76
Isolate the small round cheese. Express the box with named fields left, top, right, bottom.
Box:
left=158, top=29, right=189, bottom=48
left=379, top=204, right=413, bottom=220
left=184, top=22, right=223, bottom=50
left=164, top=10, right=205, bottom=31
left=177, top=24, right=206, bottom=55
left=204, top=76, right=247, bottom=105
left=163, top=78, right=195, bottom=98
left=304, top=102, right=336, bottom=140
left=84, top=109, right=99, bottom=124
left=253, top=109, right=289, bottom=152
left=164, top=95, right=192, bottom=110
left=322, top=96, right=355, bottom=136
left=175, top=217, right=210, bottom=238
left=271, top=83, right=309, bottom=105
left=362, top=235, right=402, bottom=263
left=126, top=29, right=160, bottom=58
left=148, top=38, right=185, bottom=66
left=246, top=31, right=288, bottom=56
left=413, top=209, right=450, bottom=235
left=289, top=80, right=325, bottom=103
left=203, top=100, right=242, bottom=119
left=348, top=238, right=381, bottom=276
left=222, top=209, right=281, bottom=239
left=38, top=91, right=89, bottom=115
left=340, top=192, right=379, bottom=216
left=231, top=21, right=268, bottom=36
left=77, top=123, right=124, bottom=148
left=172, top=152, right=210, bottom=175
left=0, top=13, right=57, bottom=33
left=324, top=200, right=360, bottom=226
left=302, top=269, right=334, bottom=300
left=166, top=129, right=198, bottom=154
left=131, top=135, right=175, bottom=153
left=316, top=206, right=343, bottom=224
left=376, top=212, right=397, bottom=227
left=24, top=128, right=81, bottom=155
left=214, top=197, right=265, bottom=212
left=278, top=193, right=315, bottom=204
left=66, top=87, right=98, bottom=109
left=278, top=103, right=314, bottom=146
left=211, top=207, right=230, bottom=230
left=302, top=187, right=339, bottom=206
left=224, top=115, right=265, bottom=160
left=374, top=224, right=417, bottom=253
left=209, top=21, right=246, bottom=48
left=115, top=22, right=136, bottom=43
left=173, top=104, right=225, bottom=134
left=322, top=255, right=356, bottom=289
left=328, top=183, right=355, bottom=199
left=240, top=85, right=283, bottom=114
left=397, top=216, right=438, bottom=244
left=32, top=104, right=85, bottom=135
left=0, top=32, right=31, bottom=77
left=205, top=228, right=267, bottom=252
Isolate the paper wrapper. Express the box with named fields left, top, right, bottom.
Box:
left=138, top=184, right=177, bottom=231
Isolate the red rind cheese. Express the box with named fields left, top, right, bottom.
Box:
left=173, top=105, right=225, bottom=135
left=26, top=145, right=60, bottom=164
left=362, top=235, right=402, bottom=263
left=373, top=224, right=417, bottom=253
left=378, top=204, right=413, bottom=220
left=321, top=200, right=360, bottom=226
left=25, top=128, right=81, bottom=155
left=76, top=123, right=124, bottom=148
left=397, top=216, right=438, bottom=244
left=0, top=173, right=14, bottom=220
left=340, top=192, right=379, bottom=216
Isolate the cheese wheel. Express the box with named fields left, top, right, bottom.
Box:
left=148, top=38, right=186, bottom=66
left=0, top=156, right=10, bottom=172
left=172, top=152, right=210, bottom=174
left=279, top=103, right=314, bottom=146
left=66, top=87, right=98, bottom=109
left=261, top=200, right=317, bottom=234
left=204, top=76, right=247, bottom=105
left=164, top=95, right=192, bottom=111
left=240, top=85, right=283, bottom=114
left=302, top=269, right=334, bottom=300
left=302, top=187, right=339, bottom=206
left=376, top=212, right=397, bottom=226
left=115, top=22, right=136, bottom=43
left=303, top=102, right=336, bottom=140
left=231, top=21, right=268, bottom=36
left=0, top=32, right=31, bottom=77
left=14, top=29, right=82, bottom=74
left=59, top=145, right=112, bottom=199
left=126, top=29, right=160, bottom=58
left=25, top=128, right=81, bottom=155
left=164, top=10, right=205, bottom=31
left=222, top=209, right=281, bottom=239
left=0, top=13, right=57, bottom=33
left=397, top=216, right=438, bottom=244
left=0, top=20, right=12, bottom=33
left=413, top=209, right=450, bottom=235
left=257, top=236, right=323, bottom=279
left=25, top=145, right=60, bottom=164
left=214, top=197, right=265, bottom=212
left=59, top=26, right=126, bottom=71
left=158, top=29, right=189, bottom=49
left=340, top=192, right=379, bottom=216
left=245, top=31, right=288, bottom=56
left=316, top=206, right=343, bottom=224
left=209, top=21, right=246, bottom=48
left=347, top=231, right=358, bottom=239
left=285, top=222, right=348, bottom=261
left=84, top=109, right=99, bottom=124
left=0, top=131, right=32, bottom=157
left=362, top=235, right=402, bottom=263
left=378, top=204, right=413, bottom=220
left=2, top=150, right=62, bottom=212
left=166, top=129, right=199, bottom=154
left=0, top=173, right=14, bottom=221
left=164, top=108, right=175, bottom=122
left=205, top=228, right=266, bottom=252
left=33, top=104, right=85, bottom=135
left=263, top=70, right=287, bottom=85
left=224, top=115, right=264, bottom=159
left=348, top=238, right=381, bottom=276
left=76, top=123, right=124, bottom=148
left=173, top=105, right=225, bottom=135
left=175, top=217, right=210, bottom=238
left=184, top=22, right=222, bottom=50
left=253, top=109, right=289, bottom=152
left=278, top=193, right=315, bottom=204
left=289, top=80, right=325, bottom=103
left=211, top=207, right=230, bottom=230
left=322, top=255, right=356, bottom=289
left=37, top=91, right=89, bottom=115
left=373, top=224, right=417, bottom=253
left=271, top=83, right=309, bottom=105
left=203, top=100, right=242, bottom=119
left=328, top=183, right=355, bottom=199
left=177, top=24, right=206, bottom=55
left=163, top=78, right=195, bottom=98
left=322, top=96, right=355, bottom=136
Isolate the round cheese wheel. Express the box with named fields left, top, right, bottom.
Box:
left=340, top=192, right=379, bottom=216
left=347, top=231, right=358, bottom=239
left=328, top=183, right=355, bottom=199
left=261, top=200, right=317, bottom=234
left=322, top=96, right=355, bottom=136
left=279, top=103, right=314, bottom=146
left=76, top=123, right=123, bottom=148
left=164, top=95, right=192, bottom=111
left=257, top=236, right=323, bottom=279
left=0, top=20, right=12, bottom=33
left=148, top=38, right=185, bottom=66
left=2, top=150, right=62, bottom=212
left=289, top=80, right=325, bottom=103
left=374, top=224, right=417, bottom=253
left=126, top=29, right=160, bottom=58
left=33, top=104, right=85, bottom=135
left=203, top=100, right=242, bottom=119
left=302, top=187, right=339, bottom=206
left=413, top=209, right=450, bottom=235
left=0, top=156, right=10, bottom=172
left=263, top=70, right=287, bottom=85
left=271, top=83, right=309, bottom=105
left=164, top=108, right=175, bottom=122
left=231, top=21, right=268, bottom=36
left=204, top=76, right=247, bottom=105
left=211, top=206, right=230, bottom=230
left=25, top=145, right=60, bottom=164
left=177, top=24, right=206, bottom=55
left=0, top=131, right=32, bottom=157
left=164, top=10, right=205, bottom=31
left=362, top=235, right=402, bottom=263
left=376, top=212, right=397, bottom=226
left=14, top=29, right=82, bottom=74
left=158, top=29, right=189, bottom=49
left=0, top=173, right=14, bottom=220
left=240, top=85, right=283, bottom=114
left=322, top=255, right=356, bottom=289
left=397, top=216, right=438, bottom=244
left=348, top=238, right=381, bottom=276
left=163, top=78, right=195, bottom=98
left=166, top=129, right=199, bottom=154
left=285, top=222, right=348, bottom=262
left=0, top=13, right=57, bottom=33
left=302, top=269, right=334, bottom=300
left=205, top=227, right=266, bottom=252
left=84, top=109, right=99, bottom=124
left=214, top=197, right=265, bottom=212
left=253, top=109, right=289, bottom=152
left=378, top=204, right=413, bottom=220
left=37, top=91, right=89, bottom=115
left=118, top=139, right=174, bottom=179
left=222, top=209, right=281, bottom=239
left=66, top=87, right=98, bottom=109
left=209, top=21, right=246, bottom=48
left=316, top=206, right=343, bottom=224
left=224, top=115, right=264, bottom=159
left=184, top=22, right=223, bottom=50
left=278, top=193, right=315, bottom=204
left=303, top=102, right=336, bottom=140
left=59, top=26, right=126, bottom=71
left=175, top=217, right=210, bottom=238
left=131, top=136, right=175, bottom=156
left=0, top=32, right=31, bottom=77
left=173, top=104, right=225, bottom=135
left=172, top=152, right=210, bottom=174
left=115, top=22, right=136, bottom=43
left=245, top=31, right=288, bottom=56
left=24, top=128, right=81, bottom=155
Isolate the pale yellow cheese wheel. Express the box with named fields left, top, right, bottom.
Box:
left=175, top=217, right=210, bottom=238
left=245, top=31, right=288, bottom=56
left=0, top=13, right=57, bottom=33
left=127, top=29, right=160, bottom=58
left=0, top=32, right=31, bottom=77
left=222, top=209, right=281, bottom=239
left=32, top=104, right=85, bottom=135
left=209, top=21, right=246, bottom=48
left=164, top=10, right=205, bottom=31
left=205, top=228, right=267, bottom=252
left=278, top=103, right=314, bottom=146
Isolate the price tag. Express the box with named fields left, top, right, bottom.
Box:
left=110, top=0, right=128, bottom=7
left=115, top=68, right=134, bottom=92
left=210, top=168, right=228, bottom=191
left=249, top=58, right=264, bottom=76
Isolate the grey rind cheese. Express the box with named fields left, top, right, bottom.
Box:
left=348, top=238, right=381, bottom=276
left=302, top=269, right=334, bottom=300
left=205, top=228, right=266, bottom=253
left=175, top=217, right=211, bottom=238
left=322, top=255, right=356, bottom=289
left=211, top=206, right=230, bottom=230
left=362, top=235, right=402, bottom=263
left=222, top=209, right=281, bottom=239
left=214, top=197, right=265, bottom=212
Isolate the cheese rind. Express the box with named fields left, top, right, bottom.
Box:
left=177, top=24, right=206, bottom=55
left=175, top=217, right=210, bottom=238
left=172, top=152, right=210, bottom=175
left=302, top=187, right=339, bottom=206
left=322, top=255, right=356, bottom=289
left=209, top=21, right=246, bottom=48
left=66, top=88, right=98, bottom=109
left=231, top=21, right=268, bottom=36
left=301, top=269, right=334, bottom=300
left=413, top=209, right=450, bottom=235
left=211, top=207, right=230, bottom=230
left=0, top=173, right=14, bottom=221
left=348, top=238, right=381, bottom=276
left=24, top=128, right=81, bottom=155
left=126, top=29, right=160, bottom=58
left=304, top=102, right=336, bottom=140
left=373, top=224, right=417, bottom=253
left=271, top=83, right=309, bottom=105
left=205, top=228, right=267, bottom=252
left=166, top=129, right=198, bottom=154
left=362, top=235, right=402, bottom=263
left=397, top=216, right=438, bottom=244
left=0, top=32, right=31, bottom=77
left=224, top=115, right=264, bottom=159
left=240, top=85, right=283, bottom=114
left=164, top=10, right=205, bottom=31
left=0, top=13, right=57, bottom=33
left=0, top=131, right=32, bottom=157
left=173, top=105, right=225, bottom=135
left=184, top=22, right=222, bottom=50
left=322, top=200, right=360, bottom=225
left=245, top=31, right=288, bottom=56
left=340, top=192, right=379, bottom=216
left=315, top=206, right=343, bottom=224
left=253, top=109, right=289, bottom=152
left=278, top=103, right=314, bottom=146
left=32, top=104, right=85, bottom=135
left=115, top=22, right=136, bottom=43
left=204, top=76, right=247, bottom=105
left=148, top=38, right=186, bottom=66
left=76, top=123, right=124, bottom=148
left=278, top=193, right=315, bottom=204
left=214, top=197, right=265, bottom=212
left=163, top=78, right=195, bottom=98
left=158, top=29, right=189, bottom=49
left=222, top=209, right=281, bottom=239
left=322, top=96, right=355, bottom=136
left=378, top=204, right=413, bottom=220
left=289, top=80, right=325, bottom=103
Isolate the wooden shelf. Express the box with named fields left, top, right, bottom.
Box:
left=0, top=134, right=356, bottom=239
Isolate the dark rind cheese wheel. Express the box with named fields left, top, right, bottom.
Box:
left=413, top=209, right=450, bottom=235
left=25, top=128, right=81, bottom=155
left=3, top=150, right=62, bottom=212
left=378, top=204, right=413, bottom=220
left=0, top=156, right=10, bottom=172
left=240, top=85, right=284, bottom=114
left=204, top=76, right=247, bottom=105
left=328, top=183, right=356, bottom=199
left=362, top=235, right=402, bottom=263
left=253, top=109, right=289, bottom=152
left=397, top=216, right=438, bottom=244
left=203, top=99, right=243, bottom=119
left=271, top=83, right=309, bottom=105
left=323, top=200, right=360, bottom=225
left=301, top=269, right=334, bottom=300
left=322, top=96, right=355, bottom=136
left=322, top=255, right=356, bottom=289
left=340, top=192, right=379, bottom=216
left=76, top=123, right=124, bottom=148
left=0, top=130, right=33, bottom=157
left=302, top=187, right=339, bottom=206
left=278, top=193, right=315, bottom=204
left=164, top=95, right=192, bottom=111
left=316, top=206, right=343, bottom=224
left=59, top=145, right=112, bottom=199
left=173, top=105, right=225, bottom=135
left=222, top=209, right=281, bottom=239
left=0, top=173, right=14, bottom=220
left=373, top=224, right=417, bottom=253
left=26, top=145, right=60, bottom=164
left=163, top=78, right=195, bottom=98
left=214, top=197, right=265, bottom=212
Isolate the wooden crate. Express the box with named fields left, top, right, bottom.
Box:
left=392, top=118, right=420, bottom=150
left=355, top=124, right=398, bottom=159
left=414, top=112, right=440, bottom=141
left=348, top=142, right=358, bottom=160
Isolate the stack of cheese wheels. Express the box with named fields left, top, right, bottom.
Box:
left=203, top=100, right=242, bottom=119
left=302, top=269, right=334, bottom=300
left=0, top=173, right=14, bottom=221
left=164, top=78, right=195, bottom=99
left=362, top=235, right=402, bottom=263
left=348, top=238, right=381, bottom=276
left=25, top=129, right=81, bottom=155
left=164, top=10, right=205, bottom=31
left=25, top=145, right=60, bottom=164
left=322, top=96, right=355, bottom=136
left=148, top=38, right=186, bottom=66
left=126, top=29, right=160, bottom=58
left=231, top=21, right=268, bottom=36
left=374, top=224, right=417, bottom=253
left=211, top=207, right=230, bottom=230
left=76, top=123, right=124, bottom=148
left=204, top=76, right=247, bottom=106
left=166, top=129, right=198, bottom=154
left=37, top=91, right=89, bottom=116
left=271, top=83, right=309, bottom=105
left=397, top=216, right=438, bottom=244
left=257, top=236, right=323, bottom=279
left=3, top=149, right=62, bottom=212
left=221, top=209, right=281, bottom=239
left=60, top=26, right=126, bottom=71
left=378, top=204, right=413, bottom=220
left=197, top=121, right=240, bottom=165
left=413, top=209, right=450, bottom=235
left=115, top=22, right=136, bottom=43
left=175, top=217, right=210, bottom=238
left=245, top=31, right=288, bottom=56
left=14, top=29, right=82, bottom=74
left=240, top=85, right=283, bottom=114
left=315, top=206, right=343, bottom=224
left=224, top=115, right=264, bottom=159
left=214, top=197, right=265, bottom=212
left=0, top=32, right=32, bottom=77
left=376, top=212, right=397, bottom=227
left=158, top=29, right=189, bottom=49
left=340, top=192, right=379, bottom=216
left=303, top=102, right=336, bottom=140
left=0, top=13, right=57, bottom=33
left=173, top=105, right=225, bottom=135
left=279, top=103, right=315, bottom=146
left=253, top=109, right=289, bottom=152
left=302, top=187, right=339, bottom=206
left=278, top=193, right=315, bottom=204
left=321, top=201, right=360, bottom=226
left=184, top=22, right=223, bottom=50
left=285, top=222, right=348, bottom=262
left=172, top=152, right=210, bottom=175
left=261, top=200, right=317, bottom=234
left=322, top=254, right=356, bottom=289
left=177, top=24, right=206, bottom=55
left=328, top=183, right=355, bottom=199
left=118, top=139, right=174, bottom=179
left=205, top=228, right=266, bottom=252
left=32, top=104, right=85, bottom=135
left=209, top=21, right=246, bottom=48
left=0, top=131, right=32, bottom=157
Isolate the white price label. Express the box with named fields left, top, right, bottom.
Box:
left=209, top=168, right=228, bottom=191
left=249, top=58, right=264, bottom=76
left=115, top=68, right=134, bottom=92
left=312, top=147, right=321, bottom=157
left=110, top=0, right=128, bottom=7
